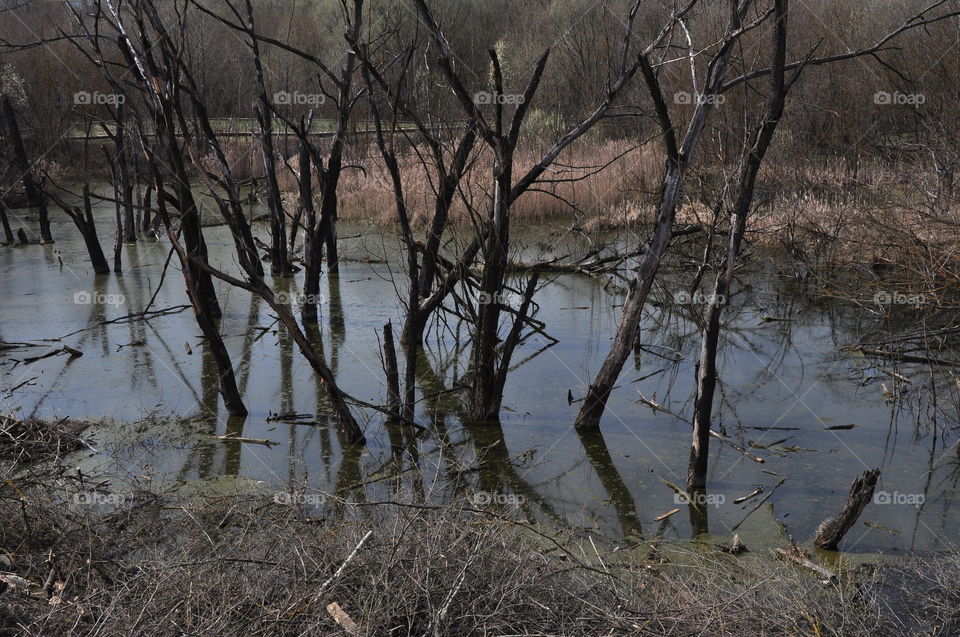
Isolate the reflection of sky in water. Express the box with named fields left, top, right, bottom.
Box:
left=1, top=201, right=958, bottom=554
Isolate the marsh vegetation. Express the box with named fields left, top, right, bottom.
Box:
left=2, top=0, right=960, bottom=634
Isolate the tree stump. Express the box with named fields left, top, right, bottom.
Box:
left=814, top=468, right=880, bottom=550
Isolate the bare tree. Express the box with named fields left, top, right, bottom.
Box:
left=192, top=0, right=367, bottom=319
left=686, top=0, right=960, bottom=488
left=242, top=0, right=293, bottom=275
left=357, top=34, right=479, bottom=422
left=687, top=0, right=794, bottom=488
left=573, top=0, right=757, bottom=431
left=118, top=0, right=368, bottom=442
left=413, top=0, right=660, bottom=423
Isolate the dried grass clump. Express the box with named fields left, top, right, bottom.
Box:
left=0, top=473, right=958, bottom=636
left=273, top=138, right=663, bottom=229
left=0, top=413, right=87, bottom=466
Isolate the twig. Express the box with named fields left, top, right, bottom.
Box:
left=314, top=530, right=373, bottom=600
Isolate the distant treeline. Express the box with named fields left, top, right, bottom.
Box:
left=1, top=0, right=956, bottom=164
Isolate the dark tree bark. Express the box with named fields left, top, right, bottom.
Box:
left=382, top=321, right=401, bottom=421
left=689, top=0, right=793, bottom=488
left=814, top=469, right=880, bottom=550
left=288, top=129, right=311, bottom=259
left=79, top=187, right=111, bottom=275
left=189, top=0, right=364, bottom=317
left=302, top=0, right=363, bottom=316
left=245, top=0, right=292, bottom=276
left=414, top=0, right=657, bottom=424
left=1, top=94, right=52, bottom=243
left=48, top=186, right=111, bottom=274
left=116, top=103, right=138, bottom=243
left=0, top=200, right=14, bottom=244
left=113, top=0, right=363, bottom=441
left=102, top=0, right=245, bottom=414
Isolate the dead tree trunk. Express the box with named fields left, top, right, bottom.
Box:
left=415, top=0, right=675, bottom=424
left=814, top=469, right=880, bottom=550
left=303, top=1, right=363, bottom=314
left=154, top=171, right=248, bottom=417
left=469, top=139, right=514, bottom=422
left=575, top=1, right=752, bottom=431
left=103, top=148, right=124, bottom=273
left=382, top=321, right=401, bottom=420
left=689, top=0, right=793, bottom=488
left=49, top=186, right=111, bottom=274
left=354, top=40, right=479, bottom=390
left=1, top=94, right=52, bottom=243
left=245, top=0, right=292, bottom=276
left=102, top=0, right=246, bottom=415
left=116, top=104, right=137, bottom=243
left=79, top=187, right=111, bottom=274
left=116, top=0, right=364, bottom=441
left=140, top=184, right=153, bottom=233
left=0, top=200, right=14, bottom=244
left=289, top=127, right=311, bottom=259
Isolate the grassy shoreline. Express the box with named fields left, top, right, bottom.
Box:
left=1, top=414, right=958, bottom=636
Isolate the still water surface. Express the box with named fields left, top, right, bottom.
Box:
left=2, top=199, right=958, bottom=554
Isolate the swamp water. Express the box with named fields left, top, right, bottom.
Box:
left=2, top=198, right=959, bottom=556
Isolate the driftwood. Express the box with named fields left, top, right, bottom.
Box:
left=730, top=478, right=786, bottom=532
left=733, top=487, right=764, bottom=504
left=813, top=468, right=880, bottom=550
left=20, top=346, right=83, bottom=365
left=506, top=247, right=645, bottom=276
left=774, top=540, right=838, bottom=583
left=326, top=602, right=361, bottom=635
left=265, top=412, right=313, bottom=423
left=211, top=435, right=276, bottom=447
left=653, top=508, right=680, bottom=522
left=847, top=346, right=960, bottom=368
